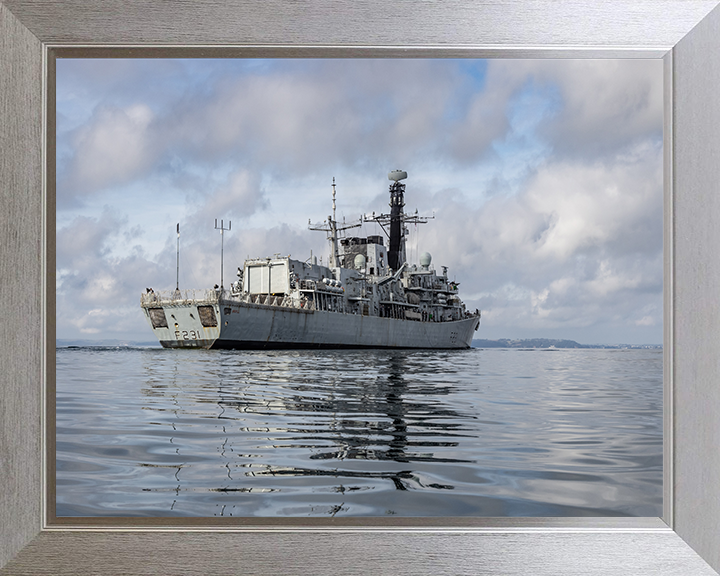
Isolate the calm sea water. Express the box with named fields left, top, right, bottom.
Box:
left=56, top=346, right=662, bottom=517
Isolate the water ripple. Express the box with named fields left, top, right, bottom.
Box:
left=56, top=347, right=662, bottom=517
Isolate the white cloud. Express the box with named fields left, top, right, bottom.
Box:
left=188, top=168, right=268, bottom=226
left=526, top=152, right=662, bottom=261
left=415, top=140, right=662, bottom=341
left=483, top=59, right=663, bottom=159
left=61, top=104, right=156, bottom=196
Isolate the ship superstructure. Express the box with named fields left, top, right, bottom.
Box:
left=141, top=171, right=480, bottom=349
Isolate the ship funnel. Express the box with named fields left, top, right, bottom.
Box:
left=388, top=170, right=407, bottom=182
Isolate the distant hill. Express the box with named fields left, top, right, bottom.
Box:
left=471, top=338, right=661, bottom=349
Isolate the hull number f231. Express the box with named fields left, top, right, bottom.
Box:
left=176, top=330, right=200, bottom=340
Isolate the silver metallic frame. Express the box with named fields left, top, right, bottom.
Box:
left=2, top=1, right=720, bottom=574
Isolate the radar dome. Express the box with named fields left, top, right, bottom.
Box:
left=354, top=254, right=366, bottom=270
left=419, top=252, right=432, bottom=270
left=388, top=170, right=408, bottom=182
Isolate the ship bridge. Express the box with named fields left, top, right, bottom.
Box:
left=339, top=235, right=388, bottom=276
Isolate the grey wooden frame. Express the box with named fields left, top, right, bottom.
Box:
left=2, top=1, right=720, bottom=574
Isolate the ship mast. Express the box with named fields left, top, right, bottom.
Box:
left=363, top=170, right=432, bottom=272
left=388, top=171, right=406, bottom=271
left=175, top=223, right=180, bottom=295
left=214, top=219, right=231, bottom=289
left=308, top=177, right=361, bottom=268
left=330, top=178, right=338, bottom=267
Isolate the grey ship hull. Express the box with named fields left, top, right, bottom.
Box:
left=143, top=295, right=479, bottom=350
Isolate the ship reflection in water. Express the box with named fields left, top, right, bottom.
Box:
left=55, top=347, right=663, bottom=517
left=240, top=352, right=469, bottom=493
left=142, top=350, right=474, bottom=516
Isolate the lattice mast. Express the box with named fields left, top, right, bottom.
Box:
left=308, top=177, right=361, bottom=268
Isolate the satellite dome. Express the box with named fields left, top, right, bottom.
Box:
left=388, top=170, right=408, bottom=182
left=419, top=252, right=432, bottom=270
left=354, top=254, right=366, bottom=270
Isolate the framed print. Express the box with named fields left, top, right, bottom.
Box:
left=52, top=55, right=664, bottom=521
left=2, top=1, right=720, bottom=574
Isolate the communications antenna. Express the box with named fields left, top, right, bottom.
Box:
left=214, top=219, right=231, bottom=290
left=175, top=223, right=180, bottom=294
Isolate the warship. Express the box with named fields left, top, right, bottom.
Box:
left=140, top=170, right=480, bottom=349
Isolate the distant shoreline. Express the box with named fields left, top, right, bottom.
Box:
left=56, top=338, right=661, bottom=350
left=56, top=339, right=162, bottom=348
left=471, top=338, right=661, bottom=349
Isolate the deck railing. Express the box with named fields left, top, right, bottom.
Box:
left=140, top=289, right=220, bottom=306
left=140, top=289, right=315, bottom=311
left=241, top=293, right=315, bottom=310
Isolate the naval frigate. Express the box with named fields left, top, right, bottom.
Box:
left=140, top=170, right=480, bottom=349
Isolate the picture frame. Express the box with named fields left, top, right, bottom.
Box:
left=2, top=1, right=720, bottom=574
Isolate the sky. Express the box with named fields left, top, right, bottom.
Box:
left=56, top=58, right=663, bottom=344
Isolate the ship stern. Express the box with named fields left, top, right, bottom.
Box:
left=141, top=289, right=222, bottom=348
